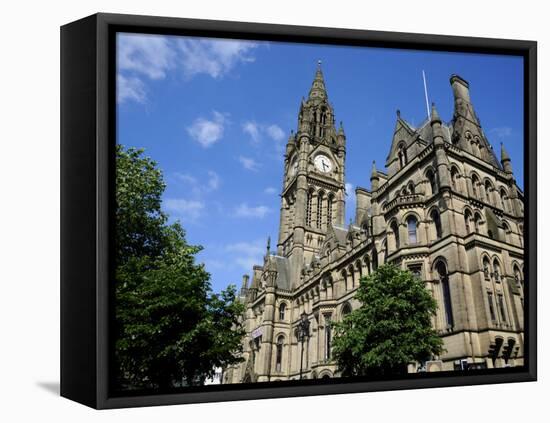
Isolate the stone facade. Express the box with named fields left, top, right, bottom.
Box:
left=223, top=65, right=524, bottom=383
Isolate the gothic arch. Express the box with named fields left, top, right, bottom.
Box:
left=450, top=165, right=462, bottom=192
left=319, top=370, right=334, bottom=379
left=471, top=172, right=481, bottom=199
left=340, top=302, right=352, bottom=319
left=425, top=167, right=438, bottom=195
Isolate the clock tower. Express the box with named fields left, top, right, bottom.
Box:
left=277, top=62, right=347, bottom=286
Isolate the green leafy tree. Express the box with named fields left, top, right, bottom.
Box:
left=115, top=145, right=245, bottom=389
left=332, top=264, right=444, bottom=377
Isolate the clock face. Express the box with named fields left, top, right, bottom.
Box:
left=314, top=155, right=332, bottom=173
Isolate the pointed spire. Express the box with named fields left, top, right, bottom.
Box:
left=370, top=160, right=378, bottom=179
left=501, top=142, right=513, bottom=173
left=266, top=236, right=271, bottom=255
left=338, top=121, right=345, bottom=135
left=430, top=102, right=441, bottom=124
left=308, top=60, right=328, bottom=101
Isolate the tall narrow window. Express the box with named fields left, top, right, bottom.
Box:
left=474, top=213, right=482, bottom=233
left=372, top=249, right=378, bottom=270
left=437, top=262, right=454, bottom=328
left=487, top=291, right=496, bottom=321
left=483, top=258, right=491, bottom=280
left=493, top=260, right=501, bottom=283
left=451, top=168, right=460, bottom=192
left=497, top=294, right=507, bottom=323
left=279, top=303, right=286, bottom=321
left=324, top=315, right=332, bottom=361
left=472, top=174, right=479, bottom=199
left=431, top=210, right=442, bottom=239
left=514, top=265, right=522, bottom=288
left=327, top=195, right=333, bottom=226
left=407, top=216, right=417, bottom=244
left=464, top=210, right=472, bottom=234
left=500, top=189, right=508, bottom=212
left=306, top=191, right=313, bottom=227
left=275, top=336, right=284, bottom=372
left=391, top=221, right=400, bottom=248
left=485, top=181, right=493, bottom=205
left=427, top=170, right=437, bottom=195
left=398, top=144, right=407, bottom=168
left=317, top=192, right=324, bottom=229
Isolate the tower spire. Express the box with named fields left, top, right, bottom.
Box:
left=308, top=60, right=328, bottom=101
left=501, top=142, right=513, bottom=173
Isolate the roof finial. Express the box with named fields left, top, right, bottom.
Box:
left=317, top=59, right=322, bottom=69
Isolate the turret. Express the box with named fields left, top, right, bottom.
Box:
left=501, top=142, right=513, bottom=174
left=431, top=102, right=451, bottom=189
left=370, top=161, right=380, bottom=191
left=337, top=121, right=346, bottom=147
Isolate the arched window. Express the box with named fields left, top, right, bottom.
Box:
left=485, top=181, right=493, bottom=205
left=391, top=221, right=400, bottom=249
left=436, top=262, right=454, bottom=328
left=513, top=264, right=523, bottom=288
left=317, top=191, right=324, bottom=229
left=464, top=209, right=472, bottom=234
left=364, top=255, right=371, bottom=275
left=474, top=213, right=482, bottom=234
left=451, top=167, right=460, bottom=191
left=407, top=181, right=415, bottom=194
left=398, top=143, right=407, bottom=168
left=483, top=257, right=491, bottom=280
left=431, top=209, right=442, bottom=240
left=341, top=303, right=352, bottom=318
left=341, top=269, right=348, bottom=291
left=502, top=221, right=511, bottom=243
left=500, top=188, right=508, bottom=212
left=471, top=174, right=480, bottom=199
left=493, top=260, right=501, bottom=283
left=497, top=294, right=507, bottom=323
left=306, top=190, right=313, bottom=227
left=275, top=335, right=284, bottom=372
left=279, top=303, right=287, bottom=321
left=372, top=248, right=379, bottom=270
left=348, top=265, right=356, bottom=288
left=407, top=216, right=418, bottom=244
left=327, top=194, right=334, bottom=226
left=427, top=169, right=437, bottom=195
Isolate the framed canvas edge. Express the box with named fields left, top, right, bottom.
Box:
left=61, top=12, right=537, bottom=410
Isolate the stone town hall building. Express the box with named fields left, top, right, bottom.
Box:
left=223, top=65, right=524, bottom=383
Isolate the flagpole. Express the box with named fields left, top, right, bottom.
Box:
left=422, top=70, right=430, bottom=119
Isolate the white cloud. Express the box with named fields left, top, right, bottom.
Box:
left=117, top=74, right=146, bottom=104
left=118, top=33, right=175, bottom=80
left=238, top=156, right=260, bottom=171
left=233, top=203, right=271, bottom=218
left=177, top=38, right=258, bottom=79
left=242, top=121, right=262, bottom=144
left=266, top=124, right=285, bottom=141
left=164, top=198, right=205, bottom=222
left=117, top=35, right=259, bottom=104
left=489, top=127, right=513, bottom=138
left=207, top=171, right=220, bottom=191
left=174, top=170, right=220, bottom=194
left=264, top=187, right=278, bottom=195
left=225, top=239, right=265, bottom=271
left=346, top=182, right=356, bottom=207
left=187, top=111, right=227, bottom=148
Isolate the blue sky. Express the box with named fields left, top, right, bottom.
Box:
left=116, top=33, right=524, bottom=293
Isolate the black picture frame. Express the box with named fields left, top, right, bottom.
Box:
left=61, top=12, right=537, bottom=409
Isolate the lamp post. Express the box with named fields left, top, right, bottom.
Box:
left=298, top=311, right=311, bottom=380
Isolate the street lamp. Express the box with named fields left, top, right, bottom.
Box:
left=298, top=311, right=311, bottom=380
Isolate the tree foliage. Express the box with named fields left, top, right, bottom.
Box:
left=332, top=264, right=444, bottom=377
left=115, top=145, right=245, bottom=390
